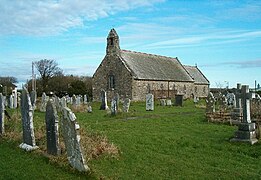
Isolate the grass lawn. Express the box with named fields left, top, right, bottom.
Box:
left=1, top=99, right=261, bottom=179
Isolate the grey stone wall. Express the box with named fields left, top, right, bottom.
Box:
left=92, top=55, right=133, bottom=102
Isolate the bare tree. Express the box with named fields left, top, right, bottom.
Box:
left=35, top=59, right=62, bottom=92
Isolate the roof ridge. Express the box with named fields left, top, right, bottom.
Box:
left=121, top=49, right=177, bottom=60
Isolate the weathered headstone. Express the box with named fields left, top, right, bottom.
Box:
left=226, top=93, right=236, bottom=108
left=61, top=97, right=67, bottom=108
left=84, top=94, right=88, bottom=104
left=61, top=107, right=89, bottom=171
left=72, top=94, right=77, bottom=107
left=0, top=93, right=5, bottom=135
left=146, top=93, right=154, bottom=111
left=30, top=90, right=37, bottom=110
left=175, top=95, right=183, bottom=106
left=87, top=104, right=92, bottom=113
left=76, top=96, right=81, bottom=107
left=20, top=87, right=38, bottom=151
left=111, top=99, right=117, bottom=115
left=9, top=95, right=14, bottom=109
left=123, top=98, right=131, bottom=113
left=206, top=92, right=215, bottom=113
left=40, top=92, right=48, bottom=112
left=45, top=99, right=60, bottom=155
left=13, top=90, right=18, bottom=109
left=160, top=99, right=166, bottom=106
left=166, top=99, right=172, bottom=106
left=193, top=96, right=199, bottom=104
left=231, top=85, right=258, bottom=144
left=100, top=89, right=108, bottom=110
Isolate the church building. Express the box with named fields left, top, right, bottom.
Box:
left=92, top=29, right=209, bottom=101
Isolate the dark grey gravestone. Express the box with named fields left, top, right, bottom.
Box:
left=0, top=93, right=5, bottom=135
left=20, top=87, right=38, bottom=150
left=226, top=93, right=236, bottom=108
left=175, top=95, right=183, bottom=106
left=61, top=107, right=89, bottom=172
left=45, top=99, right=60, bottom=155
left=30, top=90, right=37, bottom=110
left=100, top=89, right=108, bottom=110
left=231, top=85, right=258, bottom=145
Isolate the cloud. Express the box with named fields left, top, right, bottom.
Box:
left=0, top=0, right=164, bottom=36
left=202, top=59, right=261, bottom=68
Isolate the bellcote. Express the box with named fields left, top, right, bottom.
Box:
left=106, top=28, right=120, bottom=55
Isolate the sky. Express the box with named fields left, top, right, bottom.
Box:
left=0, top=0, right=261, bottom=89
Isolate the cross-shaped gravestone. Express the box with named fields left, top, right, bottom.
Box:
left=45, top=99, right=60, bottom=155
left=146, top=93, right=154, bottom=111
left=0, top=93, right=5, bottom=135
left=240, top=85, right=252, bottom=123
left=230, top=85, right=258, bottom=144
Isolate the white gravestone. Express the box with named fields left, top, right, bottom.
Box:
left=146, top=94, right=154, bottom=111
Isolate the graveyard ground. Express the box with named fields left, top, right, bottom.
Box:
left=1, top=100, right=261, bottom=179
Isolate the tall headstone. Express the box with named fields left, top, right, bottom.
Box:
left=30, top=90, right=37, bottom=110
left=61, top=97, right=67, bottom=108
left=123, top=98, right=131, bottom=113
left=146, top=93, right=154, bottom=111
left=9, top=95, right=14, bottom=109
left=206, top=92, right=215, bottom=113
left=0, top=93, right=5, bottom=135
left=61, top=107, right=89, bottom=172
left=231, top=85, right=258, bottom=144
left=84, top=94, right=88, bottom=104
left=72, top=94, right=77, bottom=107
left=40, top=92, right=48, bottom=112
left=13, top=90, right=18, bottom=109
left=100, top=89, right=108, bottom=110
left=45, top=99, right=60, bottom=155
left=20, top=87, right=38, bottom=151
left=111, top=99, right=117, bottom=115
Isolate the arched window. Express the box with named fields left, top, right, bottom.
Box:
left=108, top=75, right=115, bottom=89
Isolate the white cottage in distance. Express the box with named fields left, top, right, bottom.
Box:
left=92, top=29, right=209, bottom=101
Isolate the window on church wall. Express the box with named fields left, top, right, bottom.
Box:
left=203, top=86, right=206, bottom=94
left=195, top=86, right=197, bottom=93
left=108, top=75, right=115, bottom=89
left=183, top=85, right=186, bottom=92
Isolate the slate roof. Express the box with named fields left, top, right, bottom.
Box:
left=184, top=65, right=209, bottom=84
left=120, top=50, right=194, bottom=82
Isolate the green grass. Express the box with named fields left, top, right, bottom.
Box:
left=1, top=100, right=261, bottom=179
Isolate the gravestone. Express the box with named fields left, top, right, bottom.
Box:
left=146, top=93, right=154, bottom=111
left=232, top=84, right=243, bottom=120
left=193, top=96, right=199, bottom=104
left=87, top=104, right=92, bottom=113
left=111, top=99, right=117, bottom=115
left=206, top=92, right=215, bottom=113
left=76, top=96, right=81, bottom=107
left=231, top=85, right=258, bottom=144
left=72, top=94, right=77, bottom=107
left=13, top=90, right=18, bottom=109
left=100, top=89, right=108, bottom=110
left=9, top=95, right=14, bottom=109
left=84, top=94, right=88, bottom=104
left=166, top=99, right=172, bottom=106
left=0, top=93, right=5, bottom=135
left=226, top=93, right=236, bottom=108
left=61, top=107, right=89, bottom=172
left=175, top=95, right=183, bottom=106
left=220, top=94, right=227, bottom=111
left=45, top=99, right=60, bottom=155
left=20, top=87, right=38, bottom=151
left=40, top=92, right=48, bottom=112
left=160, top=99, right=166, bottom=106
left=30, top=90, right=37, bottom=110
left=123, top=98, right=131, bottom=113
left=61, top=97, right=67, bottom=108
